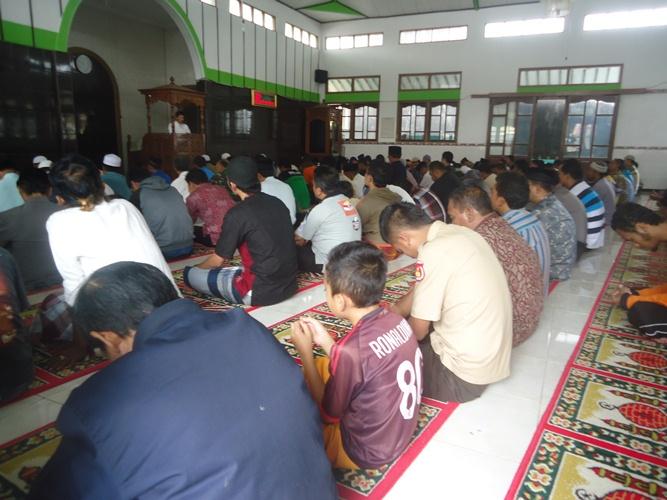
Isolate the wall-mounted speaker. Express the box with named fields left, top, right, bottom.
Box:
left=314, top=69, right=328, bottom=84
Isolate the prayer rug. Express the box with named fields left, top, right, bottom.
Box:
left=506, top=241, right=667, bottom=499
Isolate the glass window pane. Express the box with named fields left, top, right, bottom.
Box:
left=538, top=69, right=549, bottom=85
left=533, top=98, right=566, bottom=158
left=506, top=101, right=516, bottom=143
left=490, top=116, right=506, bottom=143
left=569, top=67, right=584, bottom=84
left=514, top=144, right=529, bottom=156
left=229, top=0, right=241, bottom=16
left=597, top=100, right=615, bottom=115
left=608, top=65, right=621, bottom=84
left=400, top=75, right=429, bottom=90
left=489, top=145, right=504, bottom=155
left=445, top=115, right=457, bottom=133
left=310, top=34, right=317, bottom=47
left=253, top=8, right=263, bottom=26
left=369, top=33, right=383, bottom=46
left=566, top=116, right=583, bottom=145
left=264, top=14, right=275, bottom=30
left=516, top=115, right=532, bottom=144
left=593, top=115, right=613, bottom=146
left=354, top=34, right=368, bottom=48
left=431, top=73, right=461, bottom=89
left=326, top=37, right=339, bottom=50
left=493, top=102, right=507, bottom=115
left=242, top=3, right=252, bottom=21
left=563, top=146, right=579, bottom=157
left=568, top=100, right=586, bottom=115
left=354, top=77, right=380, bottom=91
left=340, top=35, right=353, bottom=49
left=519, top=71, right=528, bottom=86
left=580, top=100, right=598, bottom=157
left=327, top=78, right=352, bottom=92
left=399, top=31, right=415, bottom=44
left=591, top=146, right=609, bottom=158
left=293, top=26, right=301, bottom=41
left=401, top=104, right=426, bottom=140
left=416, top=29, right=432, bottom=43
left=518, top=101, right=533, bottom=115
left=302, top=30, right=309, bottom=45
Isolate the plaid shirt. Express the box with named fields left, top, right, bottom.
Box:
left=414, top=189, right=445, bottom=221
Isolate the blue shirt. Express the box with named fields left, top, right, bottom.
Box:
left=153, top=170, right=172, bottom=184
left=31, top=300, right=337, bottom=499
left=201, top=165, right=214, bottom=180
left=502, top=208, right=551, bottom=294
left=0, top=172, right=24, bottom=213
left=570, top=181, right=606, bottom=250
left=101, top=171, right=131, bottom=200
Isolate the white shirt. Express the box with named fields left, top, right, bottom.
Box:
left=168, top=121, right=191, bottom=134
left=342, top=173, right=366, bottom=199
left=419, top=172, right=434, bottom=189
left=296, top=195, right=361, bottom=265
left=46, top=199, right=178, bottom=305
left=261, top=176, right=297, bottom=224
left=171, top=171, right=190, bottom=201
left=387, top=185, right=416, bottom=204
left=104, top=183, right=114, bottom=196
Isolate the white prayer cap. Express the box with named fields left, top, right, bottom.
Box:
left=589, top=161, right=608, bottom=174
left=32, top=155, right=47, bottom=164
left=221, top=153, right=231, bottom=160
left=201, top=154, right=211, bottom=162
left=103, top=153, right=122, bottom=168
left=38, top=159, right=53, bottom=170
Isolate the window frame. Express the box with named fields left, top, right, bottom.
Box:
left=325, top=32, right=384, bottom=50
left=485, top=95, right=619, bottom=160
left=399, top=71, right=462, bottom=91
left=326, top=75, right=381, bottom=94
left=517, top=64, right=624, bottom=88
left=398, top=25, right=469, bottom=45
left=335, top=103, right=379, bottom=142
left=396, top=101, right=459, bottom=143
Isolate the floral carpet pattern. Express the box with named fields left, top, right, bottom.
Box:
left=506, top=241, right=667, bottom=500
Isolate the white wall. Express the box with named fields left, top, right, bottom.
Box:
left=69, top=3, right=196, bottom=157
left=321, top=0, right=667, bottom=188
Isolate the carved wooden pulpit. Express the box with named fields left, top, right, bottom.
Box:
left=138, top=77, right=206, bottom=179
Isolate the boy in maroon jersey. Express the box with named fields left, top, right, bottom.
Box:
left=291, top=241, right=422, bottom=469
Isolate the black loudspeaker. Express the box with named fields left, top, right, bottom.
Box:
left=314, top=69, right=328, bottom=84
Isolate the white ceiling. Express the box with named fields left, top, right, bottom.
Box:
left=278, top=0, right=540, bottom=23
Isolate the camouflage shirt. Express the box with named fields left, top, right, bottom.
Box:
left=528, top=193, right=577, bottom=281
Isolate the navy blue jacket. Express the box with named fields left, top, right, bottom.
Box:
left=30, top=300, right=337, bottom=500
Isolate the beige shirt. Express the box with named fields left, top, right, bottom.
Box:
left=411, top=221, right=512, bottom=385
left=356, top=188, right=402, bottom=244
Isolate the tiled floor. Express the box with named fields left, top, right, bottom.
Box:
left=1, top=235, right=624, bottom=499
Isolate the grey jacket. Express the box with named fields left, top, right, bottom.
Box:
left=134, top=176, right=193, bottom=253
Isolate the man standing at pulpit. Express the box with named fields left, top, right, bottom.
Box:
left=168, top=111, right=191, bottom=134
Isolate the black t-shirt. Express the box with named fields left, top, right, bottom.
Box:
left=389, top=161, right=409, bottom=191
left=215, top=192, right=298, bottom=306
left=430, top=172, right=462, bottom=212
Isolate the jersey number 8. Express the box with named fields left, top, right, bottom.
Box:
left=396, top=348, right=423, bottom=420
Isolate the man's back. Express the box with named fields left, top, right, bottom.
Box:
left=0, top=197, right=62, bottom=290
left=530, top=194, right=577, bottom=281
left=357, top=188, right=402, bottom=244
left=0, top=172, right=23, bottom=213
left=30, top=302, right=337, bottom=499
left=553, top=185, right=587, bottom=245
left=592, top=177, right=616, bottom=227
left=101, top=171, right=131, bottom=200
left=261, top=176, right=297, bottom=224
left=430, top=172, right=461, bottom=211
left=283, top=172, right=311, bottom=211
left=570, top=181, right=606, bottom=249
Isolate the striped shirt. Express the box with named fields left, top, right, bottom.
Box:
left=570, top=181, right=605, bottom=250
left=413, top=189, right=445, bottom=222
left=502, top=209, right=551, bottom=295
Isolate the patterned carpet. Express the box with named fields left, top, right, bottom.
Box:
left=506, top=242, right=667, bottom=500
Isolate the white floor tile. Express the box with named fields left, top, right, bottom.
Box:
left=0, top=397, right=61, bottom=444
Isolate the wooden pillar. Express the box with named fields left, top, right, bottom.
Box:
left=199, top=105, right=205, bottom=135
left=145, top=96, right=152, bottom=133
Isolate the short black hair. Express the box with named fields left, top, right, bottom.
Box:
left=339, top=180, right=354, bottom=199
left=379, top=202, right=432, bottom=243
left=193, top=156, right=207, bottom=168
left=343, top=162, right=358, bottom=173
left=49, top=154, right=105, bottom=208
left=128, top=167, right=151, bottom=184
left=185, top=168, right=208, bottom=185
left=325, top=241, right=387, bottom=308
left=175, top=111, right=185, bottom=117
left=74, top=262, right=179, bottom=338
left=449, top=183, right=493, bottom=215
left=442, top=151, right=454, bottom=163
left=368, top=160, right=392, bottom=188
left=174, top=155, right=191, bottom=173
left=0, top=158, right=16, bottom=172
left=314, top=165, right=346, bottom=197
left=429, top=161, right=447, bottom=173
left=611, top=203, right=664, bottom=232
left=495, top=171, right=529, bottom=209
left=17, top=168, right=50, bottom=195
left=561, top=158, right=583, bottom=181
left=256, top=156, right=275, bottom=178
left=513, top=158, right=530, bottom=175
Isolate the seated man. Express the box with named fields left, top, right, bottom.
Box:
left=184, top=157, right=298, bottom=307
left=257, top=156, right=297, bottom=225
left=526, top=168, right=577, bottom=281
left=356, top=160, right=402, bottom=245
left=428, top=161, right=461, bottom=217
left=0, top=168, right=63, bottom=291
left=185, top=169, right=235, bottom=246
left=341, top=162, right=366, bottom=199
left=559, top=159, right=606, bottom=250
left=585, top=161, right=616, bottom=227
left=291, top=241, right=421, bottom=469
left=379, top=203, right=512, bottom=402
left=129, top=168, right=193, bottom=260
left=448, top=184, right=544, bottom=346
left=30, top=262, right=337, bottom=499
left=553, top=179, right=588, bottom=259
left=0, top=159, right=23, bottom=213
left=277, top=159, right=311, bottom=213
left=294, top=166, right=361, bottom=272
left=413, top=187, right=445, bottom=222
left=100, top=153, right=131, bottom=200
left=170, top=155, right=191, bottom=201
left=491, top=171, right=551, bottom=295
left=0, top=249, right=33, bottom=402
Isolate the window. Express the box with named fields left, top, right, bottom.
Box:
left=201, top=0, right=216, bottom=6
left=327, top=76, right=380, bottom=93
left=337, top=105, right=378, bottom=141
left=399, top=72, right=461, bottom=91
left=486, top=96, right=618, bottom=160
left=229, top=1, right=275, bottom=31
left=326, top=33, right=383, bottom=50
left=400, top=103, right=458, bottom=142
left=399, top=26, right=468, bottom=44
left=584, top=7, right=667, bottom=31
left=519, top=65, right=622, bottom=87
left=285, top=23, right=318, bottom=47
left=484, top=17, right=565, bottom=38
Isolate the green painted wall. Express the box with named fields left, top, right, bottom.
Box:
left=325, top=91, right=380, bottom=103
left=398, top=89, right=461, bottom=101
left=517, top=83, right=622, bottom=94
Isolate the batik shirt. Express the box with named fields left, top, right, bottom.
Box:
left=502, top=208, right=551, bottom=295
left=529, top=193, right=577, bottom=281
left=570, top=181, right=605, bottom=250
left=413, top=189, right=445, bottom=222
